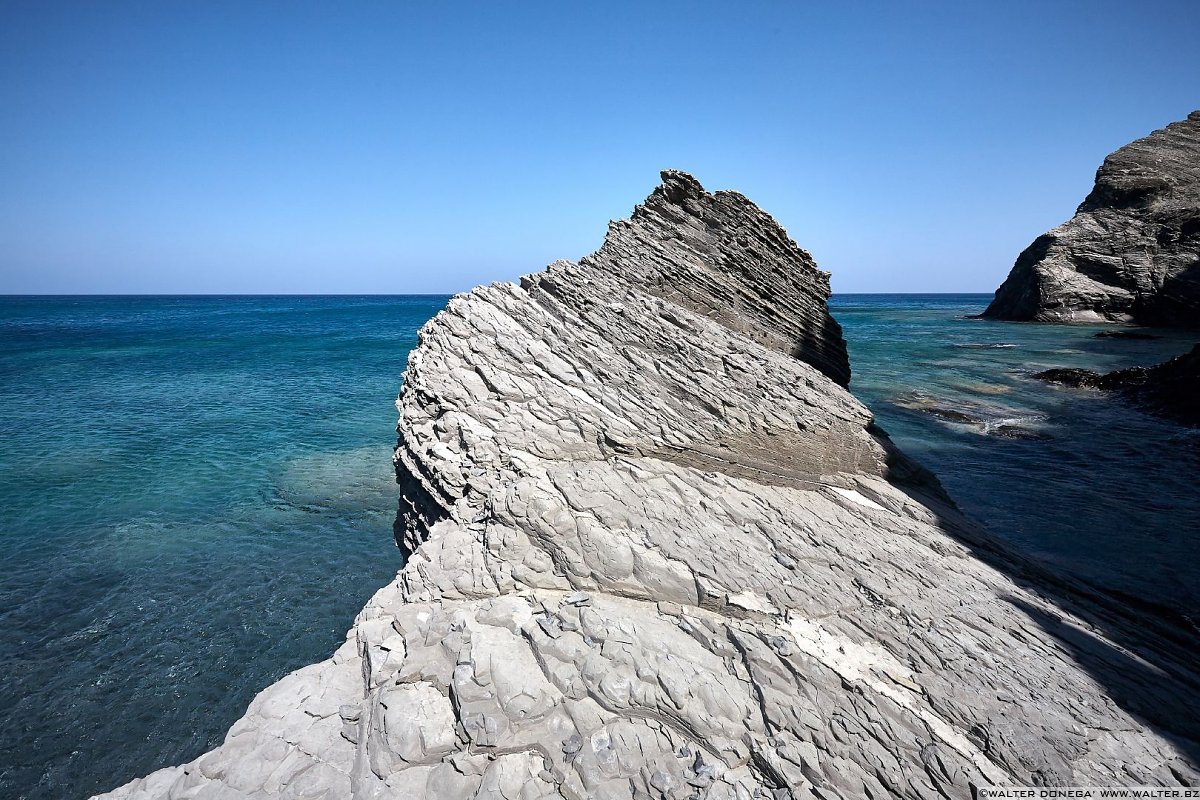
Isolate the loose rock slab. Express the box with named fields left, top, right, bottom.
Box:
left=96, top=172, right=1200, bottom=800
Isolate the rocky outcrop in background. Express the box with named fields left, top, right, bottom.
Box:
left=983, top=111, right=1200, bottom=326
left=96, top=172, right=1200, bottom=800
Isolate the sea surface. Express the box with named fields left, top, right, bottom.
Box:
left=1, top=293, right=1198, bottom=800
left=0, top=295, right=446, bottom=800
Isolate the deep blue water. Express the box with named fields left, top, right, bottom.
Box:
left=1, top=293, right=1197, bottom=800
left=833, top=294, right=1200, bottom=618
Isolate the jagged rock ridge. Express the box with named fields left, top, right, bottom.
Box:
left=580, top=172, right=852, bottom=388
left=983, top=111, right=1200, bottom=326
left=96, top=172, right=1200, bottom=800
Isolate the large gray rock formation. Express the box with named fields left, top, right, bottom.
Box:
left=95, top=172, right=1200, bottom=800
left=983, top=111, right=1200, bottom=326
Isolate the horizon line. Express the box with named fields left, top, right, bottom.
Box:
left=0, top=290, right=999, bottom=298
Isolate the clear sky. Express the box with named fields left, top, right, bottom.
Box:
left=1, top=1, right=1197, bottom=294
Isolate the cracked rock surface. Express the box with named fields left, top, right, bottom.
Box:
left=95, top=172, right=1200, bottom=799
left=984, top=111, right=1200, bottom=326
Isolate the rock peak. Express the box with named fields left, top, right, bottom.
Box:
left=573, top=170, right=852, bottom=386
left=93, top=173, right=1200, bottom=800
left=656, top=169, right=706, bottom=203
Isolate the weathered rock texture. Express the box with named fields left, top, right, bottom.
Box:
left=1035, top=343, right=1200, bottom=426
left=96, top=172, right=1200, bottom=800
left=984, top=111, right=1200, bottom=326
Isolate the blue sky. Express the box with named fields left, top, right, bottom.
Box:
left=1, top=1, right=1196, bottom=294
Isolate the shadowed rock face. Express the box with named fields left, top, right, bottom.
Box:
left=95, top=173, right=1200, bottom=800
left=984, top=111, right=1200, bottom=326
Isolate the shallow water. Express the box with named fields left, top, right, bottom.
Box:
left=0, top=295, right=446, bottom=800
left=1, top=293, right=1197, bottom=800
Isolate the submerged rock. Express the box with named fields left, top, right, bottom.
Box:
left=890, top=392, right=1051, bottom=439
left=1037, top=345, right=1200, bottom=425
left=95, top=173, right=1200, bottom=799
left=1093, top=330, right=1164, bottom=340
left=983, top=111, right=1200, bottom=327
left=1114, top=343, right=1200, bottom=424
left=1032, top=367, right=1105, bottom=388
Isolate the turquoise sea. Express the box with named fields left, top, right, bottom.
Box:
left=1, top=294, right=1197, bottom=799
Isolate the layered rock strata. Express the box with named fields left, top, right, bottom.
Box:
left=983, top=111, right=1200, bottom=326
left=97, top=172, right=1200, bottom=800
